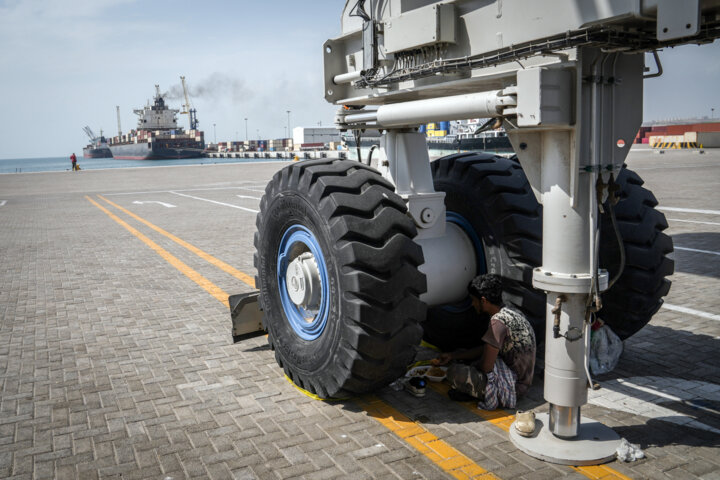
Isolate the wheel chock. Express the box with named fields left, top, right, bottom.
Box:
left=229, top=291, right=266, bottom=342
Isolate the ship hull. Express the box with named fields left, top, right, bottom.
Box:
left=109, top=142, right=204, bottom=160
left=83, top=147, right=113, bottom=158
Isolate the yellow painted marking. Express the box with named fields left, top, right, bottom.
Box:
left=357, top=395, right=499, bottom=479
left=427, top=382, right=632, bottom=480
left=98, top=195, right=255, bottom=288
left=86, top=196, right=229, bottom=307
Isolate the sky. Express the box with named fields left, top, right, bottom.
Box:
left=0, top=0, right=718, bottom=159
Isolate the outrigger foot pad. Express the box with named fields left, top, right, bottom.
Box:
left=229, top=291, right=266, bottom=342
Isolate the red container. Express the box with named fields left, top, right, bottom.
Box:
left=695, top=122, right=720, bottom=132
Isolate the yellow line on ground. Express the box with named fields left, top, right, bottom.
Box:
left=98, top=195, right=255, bottom=288
left=427, top=383, right=632, bottom=480
left=86, top=196, right=230, bottom=307
left=358, top=395, right=499, bottom=479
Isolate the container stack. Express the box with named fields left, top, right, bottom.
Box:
left=425, top=122, right=450, bottom=137
left=635, top=121, right=720, bottom=148
left=268, top=138, right=293, bottom=151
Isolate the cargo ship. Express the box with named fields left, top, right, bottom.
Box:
left=108, top=85, right=205, bottom=160
left=82, top=127, right=113, bottom=158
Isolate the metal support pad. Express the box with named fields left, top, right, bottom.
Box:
left=510, top=413, right=620, bottom=466
left=230, top=291, right=266, bottom=342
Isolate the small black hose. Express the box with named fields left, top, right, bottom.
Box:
left=366, top=144, right=379, bottom=166
left=607, top=203, right=626, bottom=290
left=353, top=130, right=362, bottom=164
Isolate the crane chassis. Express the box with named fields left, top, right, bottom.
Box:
left=233, top=0, right=720, bottom=465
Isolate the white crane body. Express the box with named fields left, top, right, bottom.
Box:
left=232, top=0, right=719, bottom=466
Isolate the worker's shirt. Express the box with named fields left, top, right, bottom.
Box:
left=481, top=306, right=536, bottom=397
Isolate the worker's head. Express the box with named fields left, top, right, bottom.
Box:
left=468, top=274, right=503, bottom=314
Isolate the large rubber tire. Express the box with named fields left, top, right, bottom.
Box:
left=430, top=153, right=672, bottom=343
left=254, top=159, right=426, bottom=399
left=598, top=165, right=674, bottom=339
left=430, top=153, right=546, bottom=336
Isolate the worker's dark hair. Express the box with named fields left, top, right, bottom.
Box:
left=467, top=274, right=503, bottom=306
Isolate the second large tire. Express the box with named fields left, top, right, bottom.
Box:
left=430, top=152, right=673, bottom=343
left=598, top=166, right=674, bottom=339
left=430, top=152, right=547, bottom=336
left=254, top=159, right=426, bottom=399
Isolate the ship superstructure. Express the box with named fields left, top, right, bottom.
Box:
left=108, top=85, right=205, bottom=160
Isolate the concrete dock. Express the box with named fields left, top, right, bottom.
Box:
left=0, top=150, right=718, bottom=479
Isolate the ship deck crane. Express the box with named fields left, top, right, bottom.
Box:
left=231, top=0, right=720, bottom=466
left=180, top=76, right=199, bottom=131
left=82, top=126, right=98, bottom=142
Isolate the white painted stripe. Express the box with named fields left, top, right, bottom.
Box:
left=104, top=185, right=268, bottom=196
left=616, top=379, right=720, bottom=416
left=632, top=163, right=720, bottom=170
left=662, top=303, right=720, bottom=321
left=659, top=206, right=720, bottom=215
left=675, top=246, right=720, bottom=257
left=0, top=200, right=6, bottom=207
left=668, top=218, right=720, bottom=226
left=236, top=195, right=262, bottom=200
left=589, top=376, right=720, bottom=435
left=169, top=191, right=258, bottom=213
left=132, top=200, right=176, bottom=208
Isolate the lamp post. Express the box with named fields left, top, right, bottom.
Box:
left=244, top=118, right=248, bottom=141
left=712, top=108, right=716, bottom=119
left=286, top=110, right=291, bottom=140
left=213, top=123, right=217, bottom=144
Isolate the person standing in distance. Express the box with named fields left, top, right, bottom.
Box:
left=70, top=153, right=77, bottom=171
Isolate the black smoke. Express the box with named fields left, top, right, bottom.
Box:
left=164, top=73, right=248, bottom=103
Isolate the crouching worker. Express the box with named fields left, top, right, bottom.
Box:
left=432, top=274, right=536, bottom=409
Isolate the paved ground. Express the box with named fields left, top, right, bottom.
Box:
left=0, top=150, right=718, bottom=479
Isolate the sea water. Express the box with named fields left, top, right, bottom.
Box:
left=0, top=156, right=287, bottom=174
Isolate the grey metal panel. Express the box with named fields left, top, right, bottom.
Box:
left=383, top=3, right=456, bottom=54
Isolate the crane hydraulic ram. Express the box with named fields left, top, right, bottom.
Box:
left=233, top=0, right=720, bottom=465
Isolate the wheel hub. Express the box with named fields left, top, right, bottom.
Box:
left=276, top=224, right=331, bottom=341
left=285, top=252, right=322, bottom=312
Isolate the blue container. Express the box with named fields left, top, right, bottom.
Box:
left=418, top=125, right=426, bottom=133
left=438, top=121, right=450, bottom=131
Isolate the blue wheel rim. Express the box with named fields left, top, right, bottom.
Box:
left=276, top=225, right=330, bottom=341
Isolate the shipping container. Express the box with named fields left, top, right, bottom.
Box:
left=698, top=131, right=720, bottom=147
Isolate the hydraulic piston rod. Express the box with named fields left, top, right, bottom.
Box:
left=342, top=90, right=515, bottom=127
